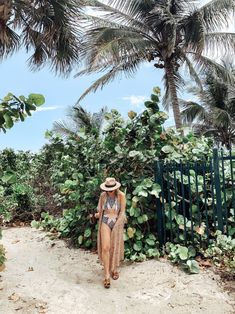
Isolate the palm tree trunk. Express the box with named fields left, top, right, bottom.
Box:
left=165, top=63, right=183, bottom=130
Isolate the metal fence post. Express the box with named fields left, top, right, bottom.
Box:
left=155, top=161, right=164, bottom=246
left=213, top=149, right=224, bottom=232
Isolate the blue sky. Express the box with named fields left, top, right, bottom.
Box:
left=0, top=50, right=170, bottom=152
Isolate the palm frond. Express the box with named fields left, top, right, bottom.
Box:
left=72, top=105, right=93, bottom=130
left=84, top=0, right=152, bottom=31
left=199, top=0, right=235, bottom=31
left=91, top=106, right=108, bottom=134
left=107, top=0, right=155, bottom=18
left=77, top=57, right=142, bottom=102
left=12, top=0, right=82, bottom=75
left=180, top=100, right=208, bottom=124
left=182, top=10, right=205, bottom=55
left=77, top=67, right=125, bottom=102
left=191, top=53, right=233, bottom=82
left=53, top=102, right=107, bottom=138
left=213, top=107, right=232, bottom=128
left=0, top=26, right=19, bottom=58
left=182, top=53, right=203, bottom=90
left=52, top=120, right=78, bottom=138
left=204, top=32, right=235, bottom=56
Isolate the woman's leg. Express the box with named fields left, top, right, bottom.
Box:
left=100, top=222, right=111, bottom=279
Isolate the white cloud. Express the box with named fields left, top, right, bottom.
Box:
left=36, top=106, right=61, bottom=112
left=122, top=95, right=147, bottom=106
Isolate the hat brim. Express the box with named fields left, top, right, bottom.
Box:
left=100, top=181, right=121, bottom=191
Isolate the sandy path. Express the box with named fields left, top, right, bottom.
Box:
left=0, top=227, right=234, bottom=314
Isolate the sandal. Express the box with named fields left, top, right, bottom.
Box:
left=103, top=278, right=111, bottom=289
left=111, top=271, right=119, bottom=280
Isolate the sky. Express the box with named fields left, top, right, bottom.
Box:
left=0, top=0, right=233, bottom=152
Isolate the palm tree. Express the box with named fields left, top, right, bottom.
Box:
left=53, top=104, right=107, bottom=138
left=0, top=0, right=82, bottom=75
left=76, top=0, right=235, bottom=129
left=181, top=63, right=235, bottom=149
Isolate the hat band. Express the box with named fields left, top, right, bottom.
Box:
left=105, top=183, right=117, bottom=188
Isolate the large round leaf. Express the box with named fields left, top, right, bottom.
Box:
left=28, top=94, right=45, bottom=106
left=177, top=246, right=188, bottom=260
left=3, top=113, right=13, bottom=128
left=186, top=260, right=200, bottom=274
left=161, top=145, right=174, bottom=154
left=133, top=241, right=142, bottom=251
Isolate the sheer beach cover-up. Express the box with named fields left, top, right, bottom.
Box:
left=97, top=191, right=126, bottom=271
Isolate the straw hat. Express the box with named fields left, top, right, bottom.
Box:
left=100, top=177, right=121, bottom=191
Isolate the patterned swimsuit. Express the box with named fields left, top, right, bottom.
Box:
left=102, top=195, right=121, bottom=230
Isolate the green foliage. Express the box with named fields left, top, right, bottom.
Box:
left=0, top=149, right=47, bottom=223
left=0, top=93, right=45, bottom=132
left=31, top=212, right=59, bottom=231
left=0, top=93, right=45, bottom=270
left=165, top=242, right=200, bottom=274
left=0, top=244, right=6, bottom=271
left=201, top=231, right=235, bottom=272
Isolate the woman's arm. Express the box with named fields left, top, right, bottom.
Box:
left=94, top=192, right=105, bottom=219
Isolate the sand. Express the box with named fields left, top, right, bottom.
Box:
left=0, top=227, right=234, bottom=314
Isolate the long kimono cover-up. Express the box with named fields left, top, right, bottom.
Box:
left=97, top=191, right=126, bottom=271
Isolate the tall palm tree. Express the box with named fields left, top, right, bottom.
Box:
left=76, top=0, right=235, bottom=129
left=53, top=104, right=107, bottom=138
left=181, top=63, right=235, bottom=149
left=0, top=0, right=82, bottom=74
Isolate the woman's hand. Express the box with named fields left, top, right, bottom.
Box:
left=94, top=212, right=100, bottom=219
left=89, top=212, right=100, bottom=219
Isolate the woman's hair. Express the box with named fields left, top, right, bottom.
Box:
left=105, top=189, right=119, bottom=197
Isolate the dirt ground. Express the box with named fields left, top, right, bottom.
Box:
left=0, top=227, right=234, bottom=314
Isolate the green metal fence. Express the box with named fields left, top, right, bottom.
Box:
left=155, top=149, right=235, bottom=246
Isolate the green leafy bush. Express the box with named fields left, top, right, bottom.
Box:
left=201, top=231, right=235, bottom=272
left=165, top=242, right=200, bottom=274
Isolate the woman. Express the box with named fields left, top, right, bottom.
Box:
left=93, top=177, right=126, bottom=288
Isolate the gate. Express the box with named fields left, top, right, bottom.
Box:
left=155, top=149, right=235, bottom=246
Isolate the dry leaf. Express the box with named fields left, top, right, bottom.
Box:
left=160, top=133, right=167, bottom=140
left=195, top=226, right=205, bottom=235
left=11, top=240, right=20, bottom=244
left=0, top=264, right=6, bottom=272
left=35, top=302, right=47, bottom=313
left=199, top=260, right=212, bottom=267
left=8, top=293, right=20, bottom=302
